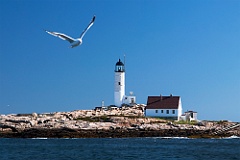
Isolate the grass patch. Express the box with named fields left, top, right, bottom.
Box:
left=175, top=120, right=198, bottom=125
left=75, top=116, right=113, bottom=122
left=216, top=120, right=229, bottom=124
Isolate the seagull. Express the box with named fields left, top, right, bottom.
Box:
left=45, top=15, right=95, bottom=48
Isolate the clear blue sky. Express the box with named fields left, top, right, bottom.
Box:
left=0, top=0, right=239, bottom=122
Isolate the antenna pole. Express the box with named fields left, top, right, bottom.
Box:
left=124, top=54, right=126, bottom=71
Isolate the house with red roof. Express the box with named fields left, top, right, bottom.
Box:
left=145, top=94, right=182, bottom=120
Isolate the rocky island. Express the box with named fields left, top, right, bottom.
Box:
left=1, top=105, right=239, bottom=138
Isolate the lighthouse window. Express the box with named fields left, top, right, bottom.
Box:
left=118, top=82, right=121, bottom=85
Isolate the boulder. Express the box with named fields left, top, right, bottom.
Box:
left=32, top=113, right=38, bottom=118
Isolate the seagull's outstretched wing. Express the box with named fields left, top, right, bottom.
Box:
left=79, top=15, right=95, bottom=39
left=45, top=30, right=75, bottom=43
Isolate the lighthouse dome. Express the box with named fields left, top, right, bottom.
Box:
left=115, top=59, right=125, bottom=72
left=116, top=59, right=124, bottom=66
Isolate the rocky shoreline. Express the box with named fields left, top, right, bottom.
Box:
left=1, top=106, right=239, bottom=138
left=1, top=128, right=237, bottom=139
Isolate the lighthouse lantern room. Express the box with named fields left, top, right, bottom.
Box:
left=114, top=59, right=125, bottom=107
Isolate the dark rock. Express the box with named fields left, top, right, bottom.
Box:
left=1, top=128, right=238, bottom=138
left=6, top=119, right=30, bottom=123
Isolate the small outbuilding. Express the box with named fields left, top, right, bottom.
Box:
left=145, top=94, right=182, bottom=120
left=180, top=111, right=198, bottom=121
left=122, top=92, right=136, bottom=106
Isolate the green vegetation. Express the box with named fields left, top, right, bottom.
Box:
left=216, top=120, right=229, bottom=124
left=116, top=115, right=144, bottom=119
left=74, top=116, right=112, bottom=122
left=174, top=120, right=198, bottom=125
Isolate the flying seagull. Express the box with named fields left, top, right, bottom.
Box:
left=45, top=15, right=95, bottom=48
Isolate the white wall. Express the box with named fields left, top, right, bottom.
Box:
left=114, top=72, right=125, bottom=107
left=145, top=109, right=179, bottom=119
left=178, top=98, right=183, bottom=120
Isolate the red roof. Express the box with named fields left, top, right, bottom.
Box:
left=146, top=95, right=180, bottom=109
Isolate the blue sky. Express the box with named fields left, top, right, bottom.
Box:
left=0, top=0, right=239, bottom=121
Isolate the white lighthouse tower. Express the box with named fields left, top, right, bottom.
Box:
left=114, top=59, right=125, bottom=107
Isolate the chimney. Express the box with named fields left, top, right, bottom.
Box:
left=170, top=94, right=173, bottom=97
left=160, top=94, right=163, bottom=101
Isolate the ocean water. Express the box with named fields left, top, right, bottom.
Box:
left=0, top=137, right=239, bottom=160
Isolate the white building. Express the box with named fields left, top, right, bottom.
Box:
left=180, top=111, right=198, bottom=121
left=123, top=92, right=136, bottom=106
left=145, top=94, right=182, bottom=120
left=114, top=59, right=136, bottom=107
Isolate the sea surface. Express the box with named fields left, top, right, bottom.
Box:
left=0, top=137, right=239, bottom=160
